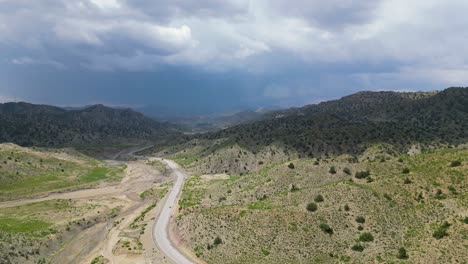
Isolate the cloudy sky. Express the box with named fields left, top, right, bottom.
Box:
left=1, top=0, right=467, bottom=114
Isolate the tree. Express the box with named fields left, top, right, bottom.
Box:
left=351, top=244, right=364, bottom=252
left=356, top=216, right=365, bottom=224
left=213, top=236, right=222, bottom=245
left=306, top=202, right=318, bottom=212
left=314, top=194, right=324, bottom=202
left=355, top=170, right=370, bottom=179
left=343, top=167, right=351, bottom=175
left=359, top=232, right=374, bottom=242
left=319, top=223, right=333, bottom=235
left=397, top=247, right=409, bottom=259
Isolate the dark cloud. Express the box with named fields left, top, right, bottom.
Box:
left=0, top=0, right=467, bottom=113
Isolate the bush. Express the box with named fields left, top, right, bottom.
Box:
left=355, top=170, right=370, bottom=179
left=404, top=178, right=412, bottom=184
left=397, top=247, right=409, bottom=259
left=344, top=204, right=350, bottom=211
left=351, top=244, right=364, bottom=252
left=463, top=217, right=468, bottom=224
left=359, top=232, right=374, bottom=242
left=306, top=202, right=318, bottom=212
left=329, top=166, right=337, bottom=174
left=314, top=194, right=324, bottom=203
left=402, top=167, right=410, bottom=174
left=357, top=225, right=364, bottom=231
left=450, top=160, right=461, bottom=167
left=313, top=160, right=319, bottom=165
left=319, top=223, right=333, bottom=235
left=343, top=167, right=351, bottom=175
left=213, top=236, right=222, bottom=245
left=433, top=222, right=450, bottom=239
left=356, top=216, right=365, bottom=224
left=288, top=163, right=295, bottom=169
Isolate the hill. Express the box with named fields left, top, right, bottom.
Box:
left=0, top=102, right=180, bottom=154
left=151, top=87, right=468, bottom=174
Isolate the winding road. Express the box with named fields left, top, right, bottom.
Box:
left=153, top=159, right=194, bottom=264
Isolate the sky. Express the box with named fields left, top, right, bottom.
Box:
left=1, top=0, right=468, bottom=115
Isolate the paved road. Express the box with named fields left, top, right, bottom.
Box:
left=153, top=159, right=194, bottom=264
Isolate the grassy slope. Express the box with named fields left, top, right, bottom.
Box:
left=0, top=143, right=125, bottom=201
left=176, top=146, right=467, bottom=263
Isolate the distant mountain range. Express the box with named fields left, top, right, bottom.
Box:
left=0, top=103, right=179, bottom=147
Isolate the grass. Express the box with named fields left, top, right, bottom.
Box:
left=173, top=146, right=468, bottom=264
left=0, top=218, right=51, bottom=236
left=0, top=144, right=124, bottom=201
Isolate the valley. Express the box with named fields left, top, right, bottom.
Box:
left=0, top=88, right=466, bottom=264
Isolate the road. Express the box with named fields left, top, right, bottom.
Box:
left=153, top=159, right=194, bottom=264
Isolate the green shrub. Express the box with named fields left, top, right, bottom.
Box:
left=343, top=167, right=351, bottom=175
left=314, top=194, right=324, bottom=203
left=306, top=202, right=318, bottom=212
left=450, top=160, right=461, bottom=167
left=448, top=185, right=457, bottom=194
left=397, top=247, right=409, bottom=259
left=344, top=204, right=350, bottom=211
left=319, top=223, right=333, bottom=235
left=464, top=217, right=468, bottom=224
left=433, top=222, right=450, bottom=239
left=213, top=236, right=223, bottom=245
left=357, top=225, right=364, bottom=231
left=359, top=232, right=374, bottom=242
left=288, top=163, right=295, bottom=169
left=313, top=160, right=319, bottom=165
left=355, top=170, right=370, bottom=179
left=402, top=167, right=410, bottom=174
left=329, top=166, right=337, bottom=174
left=356, top=216, right=365, bottom=224
left=404, top=178, right=412, bottom=184
left=351, top=244, right=364, bottom=252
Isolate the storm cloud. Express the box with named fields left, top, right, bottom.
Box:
left=1, top=0, right=467, bottom=113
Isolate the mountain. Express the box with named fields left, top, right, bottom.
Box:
left=208, top=88, right=467, bottom=154
left=0, top=102, right=179, bottom=148
left=150, top=87, right=467, bottom=174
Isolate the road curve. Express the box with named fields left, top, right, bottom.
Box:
left=153, top=159, right=194, bottom=264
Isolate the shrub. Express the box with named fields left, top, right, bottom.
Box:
left=355, top=170, right=370, bottom=179
left=306, top=202, right=318, bottom=212
left=450, top=160, right=461, bottom=167
left=329, top=166, right=337, bottom=174
left=448, top=185, right=457, bottom=194
left=351, top=244, right=364, bottom=252
left=398, top=158, right=404, bottom=162
left=313, top=161, right=319, bottom=165
left=435, top=189, right=446, bottom=200
left=402, top=167, right=410, bottom=174
left=357, top=225, right=364, bottom=231
left=319, top=223, right=333, bottom=235
left=288, top=163, right=295, bottom=169
left=344, top=204, right=350, bottom=211
left=213, top=236, right=222, bottom=245
left=314, top=194, right=324, bottom=203
left=463, top=217, right=468, bottom=224
left=356, top=216, right=365, bottom=224
left=359, top=232, right=374, bottom=242
left=433, top=222, right=450, bottom=239
left=404, top=178, right=412, bottom=184
left=397, top=247, right=409, bottom=259
left=343, top=167, right=351, bottom=175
